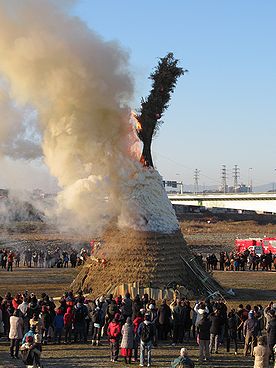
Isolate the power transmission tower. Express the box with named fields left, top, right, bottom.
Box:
left=221, top=165, right=227, bottom=193
left=194, top=169, right=200, bottom=194
left=233, top=165, right=240, bottom=193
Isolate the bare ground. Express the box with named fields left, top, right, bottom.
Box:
left=0, top=338, right=266, bottom=368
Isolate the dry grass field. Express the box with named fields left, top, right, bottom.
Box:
left=0, top=217, right=275, bottom=367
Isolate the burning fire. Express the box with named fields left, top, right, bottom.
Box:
left=131, top=111, right=142, bottom=132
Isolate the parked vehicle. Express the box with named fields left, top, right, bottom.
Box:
left=235, top=237, right=276, bottom=255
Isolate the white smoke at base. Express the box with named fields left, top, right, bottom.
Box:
left=0, top=0, right=179, bottom=234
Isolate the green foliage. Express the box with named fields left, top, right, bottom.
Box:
left=136, top=52, right=185, bottom=140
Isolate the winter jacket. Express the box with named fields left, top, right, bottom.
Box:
left=194, top=303, right=209, bottom=326
left=209, top=314, right=223, bottom=335
left=107, top=321, right=121, bottom=342
left=9, top=316, right=23, bottom=339
left=253, top=344, right=270, bottom=368
left=267, top=318, right=276, bottom=345
left=64, top=308, right=74, bottom=327
left=158, top=304, right=171, bottom=326
left=132, top=301, right=143, bottom=318
left=74, top=304, right=88, bottom=324
left=18, top=301, right=28, bottom=317
left=243, top=318, right=257, bottom=337
left=120, top=322, right=134, bottom=349
left=173, top=305, right=185, bottom=325
left=133, top=316, right=143, bottom=334
left=121, top=298, right=133, bottom=317
left=138, top=320, right=155, bottom=343
left=228, top=315, right=238, bottom=339
left=41, top=311, right=51, bottom=330
left=264, top=306, right=274, bottom=330
left=171, top=355, right=195, bottom=368
left=12, top=298, right=22, bottom=310
left=107, top=302, right=118, bottom=320
left=91, top=308, right=103, bottom=326
left=22, top=330, right=34, bottom=344
left=198, top=318, right=211, bottom=340
left=54, top=314, right=64, bottom=330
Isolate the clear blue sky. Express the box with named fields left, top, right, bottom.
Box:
left=71, top=0, right=276, bottom=189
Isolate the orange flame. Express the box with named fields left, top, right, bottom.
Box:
left=131, top=111, right=142, bottom=132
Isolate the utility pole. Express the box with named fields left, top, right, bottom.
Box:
left=233, top=165, right=240, bottom=193
left=248, top=168, right=253, bottom=192
left=194, top=169, right=200, bottom=194
left=221, top=165, right=227, bottom=193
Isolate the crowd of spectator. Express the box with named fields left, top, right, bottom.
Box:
left=0, top=248, right=89, bottom=271
left=198, top=250, right=276, bottom=272
left=0, top=289, right=275, bottom=367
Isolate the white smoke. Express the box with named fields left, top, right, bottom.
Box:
left=0, top=0, right=179, bottom=234
left=0, top=87, right=42, bottom=159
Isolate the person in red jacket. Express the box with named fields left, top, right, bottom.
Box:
left=133, top=312, right=143, bottom=362
left=64, top=307, right=74, bottom=344
left=7, top=251, right=15, bottom=272
left=107, top=313, right=121, bottom=362
left=12, top=293, right=22, bottom=310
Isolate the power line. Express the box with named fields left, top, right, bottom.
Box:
left=154, top=151, right=221, bottom=185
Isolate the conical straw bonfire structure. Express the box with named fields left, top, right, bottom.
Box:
left=72, top=54, right=224, bottom=299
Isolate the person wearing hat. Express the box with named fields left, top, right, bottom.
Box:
left=107, top=313, right=121, bottom=362
left=243, top=310, right=258, bottom=356
left=171, top=347, right=195, bottom=368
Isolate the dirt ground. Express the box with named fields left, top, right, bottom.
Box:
left=0, top=339, right=263, bottom=368
left=0, top=217, right=275, bottom=367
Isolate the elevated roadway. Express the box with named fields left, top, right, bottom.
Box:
left=168, top=193, right=276, bottom=214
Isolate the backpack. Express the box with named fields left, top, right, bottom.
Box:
left=141, top=322, right=153, bottom=343
left=75, top=306, right=86, bottom=322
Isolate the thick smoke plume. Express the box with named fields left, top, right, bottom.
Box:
left=0, top=0, right=179, bottom=234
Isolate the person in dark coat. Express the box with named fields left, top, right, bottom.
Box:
left=183, top=300, right=192, bottom=339
left=74, top=301, right=88, bottom=344
left=209, top=309, right=223, bottom=354
left=157, top=299, right=171, bottom=340
left=121, top=293, right=133, bottom=322
left=172, top=300, right=185, bottom=345
left=227, top=309, right=238, bottom=354
left=197, top=312, right=211, bottom=362
left=132, top=295, right=143, bottom=318
left=267, top=310, right=276, bottom=361
left=91, top=306, right=103, bottom=346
